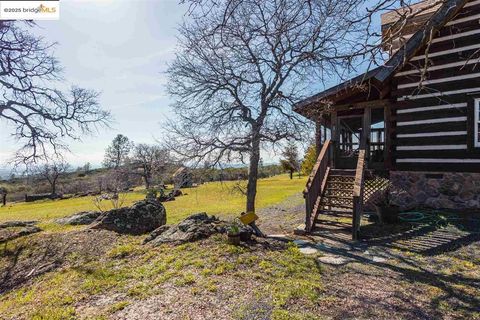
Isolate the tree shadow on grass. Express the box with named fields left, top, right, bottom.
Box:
left=361, top=212, right=480, bottom=256
left=310, top=211, right=480, bottom=318
left=0, top=238, right=64, bottom=294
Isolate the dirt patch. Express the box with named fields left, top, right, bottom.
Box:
left=256, top=193, right=304, bottom=236
left=304, top=210, right=480, bottom=319
left=0, top=229, right=121, bottom=294
left=113, top=273, right=265, bottom=320
left=247, top=192, right=480, bottom=319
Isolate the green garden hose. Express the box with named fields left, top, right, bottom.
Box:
left=398, top=210, right=480, bottom=233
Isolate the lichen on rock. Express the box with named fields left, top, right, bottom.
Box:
left=144, top=212, right=227, bottom=245
left=91, top=199, right=166, bottom=235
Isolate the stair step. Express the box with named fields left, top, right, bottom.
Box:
left=323, top=195, right=352, bottom=200
left=324, top=193, right=353, bottom=199
left=328, top=181, right=354, bottom=185
left=330, top=169, right=356, bottom=176
left=320, top=196, right=353, bottom=203
left=318, top=210, right=353, bottom=216
left=329, top=175, right=355, bottom=178
left=325, top=188, right=353, bottom=196
left=321, top=204, right=354, bottom=210
left=321, top=199, right=353, bottom=207
left=322, top=200, right=353, bottom=205
left=328, top=176, right=354, bottom=179
left=326, top=180, right=354, bottom=186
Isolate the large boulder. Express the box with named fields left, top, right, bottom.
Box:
left=173, top=167, right=193, bottom=189
left=91, top=199, right=166, bottom=235
left=144, top=212, right=226, bottom=245
left=56, top=211, right=102, bottom=225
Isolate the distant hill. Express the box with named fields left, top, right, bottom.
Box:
left=0, top=168, right=11, bottom=180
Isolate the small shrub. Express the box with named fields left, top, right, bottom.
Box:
left=108, top=244, right=137, bottom=259
left=108, top=301, right=130, bottom=313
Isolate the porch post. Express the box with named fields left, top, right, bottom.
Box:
left=384, top=104, right=393, bottom=170
left=362, top=107, right=371, bottom=161
left=331, top=111, right=338, bottom=168
left=315, top=120, right=322, bottom=157
left=323, top=124, right=327, bottom=143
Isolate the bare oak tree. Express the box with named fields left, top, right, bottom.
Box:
left=0, top=21, right=111, bottom=165
left=167, top=0, right=372, bottom=213
left=133, top=144, right=170, bottom=189
left=35, top=161, right=70, bottom=196
left=180, top=0, right=461, bottom=94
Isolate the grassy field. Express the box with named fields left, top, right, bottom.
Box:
left=0, top=174, right=323, bottom=320
left=1, top=173, right=479, bottom=319
left=0, top=174, right=307, bottom=225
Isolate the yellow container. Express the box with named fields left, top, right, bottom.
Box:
left=239, top=212, right=258, bottom=225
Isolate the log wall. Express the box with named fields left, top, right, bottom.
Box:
left=391, top=0, right=480, bottom=172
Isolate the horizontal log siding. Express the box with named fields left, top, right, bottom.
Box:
left=392, top=0, right=480, bottom=172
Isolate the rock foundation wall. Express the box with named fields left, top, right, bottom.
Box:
left=389, top=171, right=480, bottom=211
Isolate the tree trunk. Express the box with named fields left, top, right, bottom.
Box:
left=2, top=194, right=6, bottom=206
left=289, top=170, right=293, bottom=179
left=246, top=138, right=261, bottom=213
left=51, top=183, right=56, bottom=196
left=144, top=175, right=151, bottom=189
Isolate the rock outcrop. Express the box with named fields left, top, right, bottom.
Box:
left=91, top=199, right=166, bottom=235
left=56, top=211, right=102, bottom=225
left=173, top=167, right=193, bottom=189
left=0, top=221, right=41, bottom=243
left=25, top=193, right=62, bottom=202
left=0, top=220, right=38, bottom=228
left=144, top=212, right=226, bottom=245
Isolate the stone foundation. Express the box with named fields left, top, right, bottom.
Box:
left=389, top=171, right=480, bottom=211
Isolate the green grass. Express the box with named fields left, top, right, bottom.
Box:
left=0, top=174, right=306, bottom=225
left=0, top=174, right=316, bottom=319
left=0, top=236, right=322, bottom=320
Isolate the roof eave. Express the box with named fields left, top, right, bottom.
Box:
left=294, top=0, right=469, bottom=116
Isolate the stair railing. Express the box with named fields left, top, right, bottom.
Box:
left=303, top=139, right=332, bottom=233
left=352, top=148, right=366, bottom=240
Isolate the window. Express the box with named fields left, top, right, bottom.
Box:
left=476, top=98, right=480, bottom=148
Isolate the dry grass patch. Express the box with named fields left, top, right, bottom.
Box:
left=0, top=233, right=323, bottom=320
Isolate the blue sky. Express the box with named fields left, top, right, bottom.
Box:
left=0, top=0, right=186, bottom=168
left=0, top=0, right=387, bottom=170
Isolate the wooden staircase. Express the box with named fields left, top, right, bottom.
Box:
left=320, top=169, right=355, bottom=213
left=302, top=140, right=366, bottom=240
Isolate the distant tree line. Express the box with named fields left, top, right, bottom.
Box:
left=1, top=132, right=312, bottom=204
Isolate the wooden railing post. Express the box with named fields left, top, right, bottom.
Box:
left=352, top=196, right=360, bottom=240
left=305, top=195, right=312, bottom=232
left=352, top=149, right=366, bottom=241
left=303, top=140, right=332, bottom=233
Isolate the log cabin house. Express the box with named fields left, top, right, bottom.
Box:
left=294, top=0, right=480, bottom=239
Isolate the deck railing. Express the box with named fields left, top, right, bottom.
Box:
left=303, top=140, right=332, bottom=232
left=352, top=148, right=366, bottom=240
